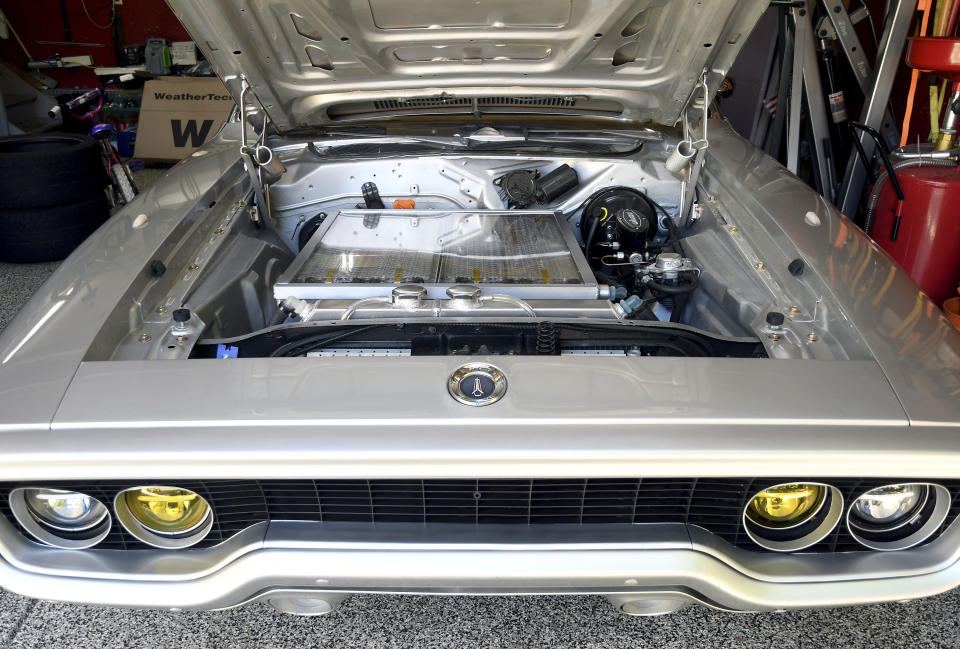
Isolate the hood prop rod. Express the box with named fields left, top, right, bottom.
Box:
left=238, top=76, right=285, bottom=227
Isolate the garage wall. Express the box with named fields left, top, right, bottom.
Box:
left=0, top=0, right=189, bottom=88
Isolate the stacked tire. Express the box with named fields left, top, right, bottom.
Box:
left=0, top=133, right=110, bottom=263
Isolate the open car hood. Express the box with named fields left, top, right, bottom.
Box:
left=166, top=0, right=767, bottom=130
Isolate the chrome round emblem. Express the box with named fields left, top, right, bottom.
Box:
left=448, top=363, right=507, bottom=406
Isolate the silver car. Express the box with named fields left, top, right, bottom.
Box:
left=1, top=0, right=959, bottom=617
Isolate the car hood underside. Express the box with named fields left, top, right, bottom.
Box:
left=165, top=0, right=768, bottom=128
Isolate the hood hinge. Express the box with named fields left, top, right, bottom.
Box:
left=238, top=76, right=285, bottom=227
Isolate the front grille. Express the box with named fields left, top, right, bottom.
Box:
left=2, top=478, right=958, bottom=553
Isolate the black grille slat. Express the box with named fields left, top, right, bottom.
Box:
left=1, top=478, right=958, bottom=555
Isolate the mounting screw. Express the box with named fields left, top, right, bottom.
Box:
left=215, top=227, right=225, bottom=235
left=189, top=263, right=200, bottom=271
left=157, top=306, right=168, bottom=314
left=807, top=332, right=819, bottom=342
left=769, top=333, right=782, bottom=341
left=729, top=226, right=738, bottom=233
left=176, top=335, right=188, bottom=343
left=755, top=261, right=766, bottom=271
left=138, top=333, right=151, bottom=342
left=789, top=305, right=801, bottom=314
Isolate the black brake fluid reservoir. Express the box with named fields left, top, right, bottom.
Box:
left=613, top=207, right=651, bottom=251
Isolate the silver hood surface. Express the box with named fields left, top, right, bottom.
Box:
left=165, top=0, right=767, bottom=130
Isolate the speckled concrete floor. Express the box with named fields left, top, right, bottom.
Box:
left=2, top=186, right=960, bottom=648
left=1, top=587, right=959, bottom=649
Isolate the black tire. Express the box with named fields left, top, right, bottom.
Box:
left=0, top=134, right=108, bottom=209
left=0, top=194, right=110, bottom=263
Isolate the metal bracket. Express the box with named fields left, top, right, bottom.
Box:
left=238, top=76, right=286, bottom=227
left=680, top=76, right=710, bottom=224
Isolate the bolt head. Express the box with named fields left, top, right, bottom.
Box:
left=157, top=306, right=167, bottom=314
left=807, top=332, right=819, bottom=342
left=189, top=263, right=200, bottom=270
left=789, top=305, right=801, bottom=314
left=176, top=335, right=188, bottom=343
left=729, top=226, right=738, bottom=233
left=769, top=333, right=782, bottom=341
left=138, top=333, right=151, bottom=342
left=215, top=227, right=225, bottom=235
left=755, top=261, right=766, bottom=271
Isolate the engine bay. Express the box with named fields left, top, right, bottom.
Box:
left=262, top=153, right=706, bottom=329
left=95, top=136, right=829, bottom=361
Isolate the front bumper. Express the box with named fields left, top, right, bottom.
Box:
left=2, top=518, right=960, bottom=612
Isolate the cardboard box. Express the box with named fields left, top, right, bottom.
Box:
left=134, top=77, right=234, bottom=161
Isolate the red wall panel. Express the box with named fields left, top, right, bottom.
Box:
left=0, top=0, right=190, bottom=88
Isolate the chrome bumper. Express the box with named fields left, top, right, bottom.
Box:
left=1, top=518, right=959, bottom=612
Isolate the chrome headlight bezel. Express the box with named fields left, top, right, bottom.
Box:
left=113, top=485, right=213, bottom=549
left=9, top=487, right=112, bottom=549
left=741, top=482, right=843, bottom=552
left=846, top=483, right=951, bottom=551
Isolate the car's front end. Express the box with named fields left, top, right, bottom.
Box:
left=1, top=0, right=959, bottom=617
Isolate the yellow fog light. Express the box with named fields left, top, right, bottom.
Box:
left=742, top=482, right=842, bottom=552
left=745, top=483, right=826, bottom=529
left=115, top=486, right=213, bottom=549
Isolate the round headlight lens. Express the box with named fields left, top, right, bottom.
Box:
left=123, top=487, right=210, bottom=536
left=745, top=483, right=826, bottom=529
left=23, top=488, right=108, bottom=532
left=846, top=483, right=949, bottom=551
left=851, top=484, right=926, bottom=526
left=9, top=488, right=111, bottom=549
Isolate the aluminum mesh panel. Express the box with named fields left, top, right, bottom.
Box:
left=274, top=210, right=596, bottom=300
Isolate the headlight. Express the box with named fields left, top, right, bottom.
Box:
left=850, top=484, right=926, bottom=528
left=847, top=483, right=951, bottom=551
left=114, top=486, right=213, bottom=549
left=742, top=482, right=842, bottom=552
left=745, top=484, right=826, bottom=529
left=9, top=488, right=111, bottom=549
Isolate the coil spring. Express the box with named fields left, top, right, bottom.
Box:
left=536, top=321, right=559, bottom=355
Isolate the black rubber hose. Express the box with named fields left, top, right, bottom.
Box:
left=268, top=325, right=378, bottom=358
left=584, top=212, right=601, bottom=253
left=662, top=212, right=688, bottom=258
left=645, top=272, right=699, bottom=295
left=864, top=157, right=955, bottom=232
left=266, top=306, right=288, bottom=327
